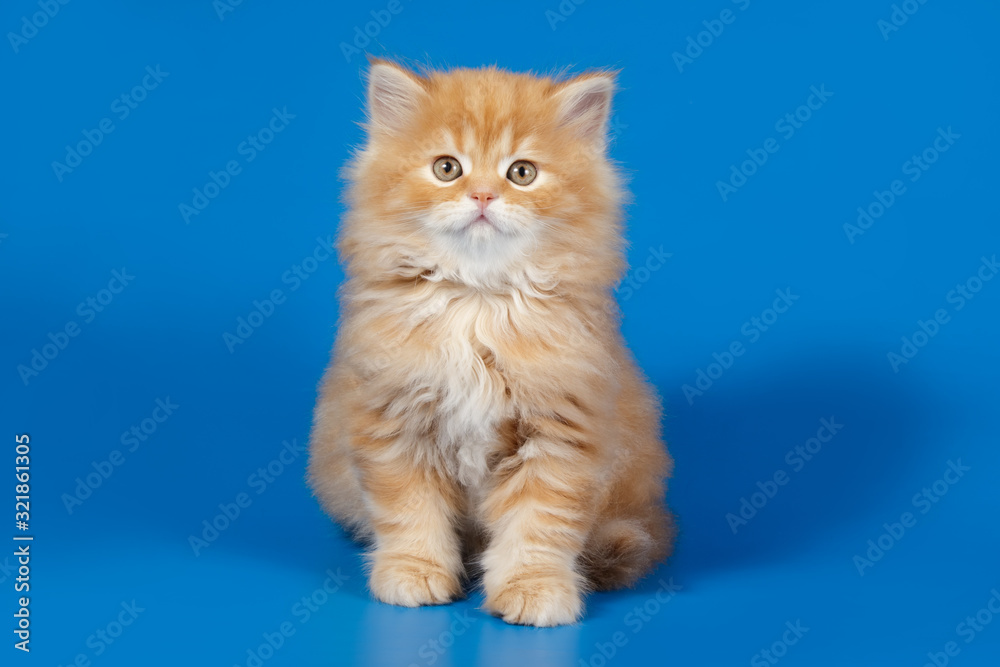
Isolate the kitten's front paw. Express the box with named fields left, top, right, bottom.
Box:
left=369, top=553, right=461, bottom=607
left=484, top=574, right=583, bottom=627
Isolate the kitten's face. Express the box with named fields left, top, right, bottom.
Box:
left=344, top=62, right=623, bottom=289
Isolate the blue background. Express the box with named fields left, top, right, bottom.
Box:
left=2, top=1, right=998, bottom=665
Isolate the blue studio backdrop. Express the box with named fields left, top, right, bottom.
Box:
left=2, top=1, right=998, bottom=665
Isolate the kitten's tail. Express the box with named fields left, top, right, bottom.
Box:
left=581, top=508, right=676, bottom=590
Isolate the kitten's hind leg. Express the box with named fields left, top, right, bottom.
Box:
left=308, top=383, right=372, bottom=540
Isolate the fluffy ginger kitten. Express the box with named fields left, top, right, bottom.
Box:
left=308, top=59, right=675, bottom=627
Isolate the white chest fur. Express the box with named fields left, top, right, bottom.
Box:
left=407, top=292, right=512, bottom=487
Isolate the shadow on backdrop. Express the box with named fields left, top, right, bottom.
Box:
left=648, top=345, right=956, bottom=588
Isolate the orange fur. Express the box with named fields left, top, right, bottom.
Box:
left=307, top=59, right=675, bottom=626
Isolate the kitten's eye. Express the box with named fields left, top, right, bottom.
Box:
left=507, top=160, right=537, bottom=186
left=432, top=156, right=463, bottom=182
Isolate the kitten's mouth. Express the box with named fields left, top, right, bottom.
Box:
left=468, top=214, right=495, bottom=229
left=453, top=211, right=507, bottom=237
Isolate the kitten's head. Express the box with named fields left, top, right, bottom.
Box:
left=341, top=60, right=626, bottom=292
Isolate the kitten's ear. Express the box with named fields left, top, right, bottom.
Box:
left=366, top=59, right=425, bottom=134
left=554, top=72, right=616, bottom=146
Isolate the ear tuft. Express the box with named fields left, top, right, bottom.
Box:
left=555, top=73, right=616, bottom=145
left=366, top=60, right=425, bottom=134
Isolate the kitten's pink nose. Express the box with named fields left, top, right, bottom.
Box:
left=470, top=191, right=496, bottom=212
